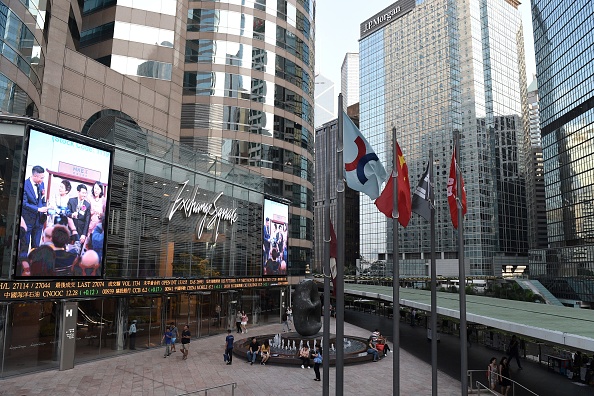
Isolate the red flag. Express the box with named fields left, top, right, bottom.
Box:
left=330, top=221, right=337, bottom=296
left=375, top=142, right=412, bottom=227
left=447, top=148, right=467, bottom=229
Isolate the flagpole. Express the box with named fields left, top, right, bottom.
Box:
left=336, top=94, right=345, bottom=395
left=455, top=130, right=468, bottom=395
left=429, top=149, right=438, bottom=396
left=392, top=126, right=400, bottom=395
left=322, top=125, right=331, bottom=396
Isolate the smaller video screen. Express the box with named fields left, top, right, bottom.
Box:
left=262, top=198, right=289, bottom=275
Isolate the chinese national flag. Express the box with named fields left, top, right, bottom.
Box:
left=447, top=148, right=467, bottom=229
left=375, top=142, right=412, bottom=227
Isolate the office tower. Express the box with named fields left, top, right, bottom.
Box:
left=314, top=73, right=336, bottom=127
left=0, top=0, right=315, bottom=275
left=530, top=0, right=594, bottom=306
left=358, top=0, right=528, bottom=276
left=522, top=78, right=548, bottom=251
left=314, top=103, right=360, bottom=273
left=341, top=52, right=359, bottom=109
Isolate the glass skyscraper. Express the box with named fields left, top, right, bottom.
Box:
left=529, top=0, right=594, bottom=306
left=358, top=0, right=529, bottom=276
left=341, top=52, right=360, bottom=109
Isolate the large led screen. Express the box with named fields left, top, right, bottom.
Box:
left=16, top=129, right=112, bottom=278
left=262, top=198, right=289, bottom=275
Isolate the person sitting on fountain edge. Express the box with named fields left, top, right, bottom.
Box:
left=247, top=337, right=260, bottom=365
left=299, top=344, right=311, bottom=369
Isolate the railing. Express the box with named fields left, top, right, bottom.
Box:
left=178, top=382, right=237, bottom=396
left=468, top=370, right=538, bottom=395
left=474, top=381, right=499, bottom=395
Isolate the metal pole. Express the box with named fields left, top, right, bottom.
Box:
left=392, top=126, right=400, bottom=395
left=322, top=123, right=331, bottom=396
left=430, top=149, right=438, bottom=396
left=455, top=130, right=468, bottom=395
left=336, top=94, right=345, bottom=395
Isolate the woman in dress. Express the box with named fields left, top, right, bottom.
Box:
left=487, top=357, right=498, bottom=391
left=499, top=357, right=511, bottom=396
left=50, top=180, right=72, bottom=226
left=87, top=181, right=106, bottom=237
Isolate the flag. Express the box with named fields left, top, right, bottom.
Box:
left=343, top=111, right=387, bottom=200
left=412, top=160, right=433, bottom=221
left=375, top=142, right=412, bottom=227
left=447, top=148, right=467, bottom=229
left=330, top=221, right=337, bottom=297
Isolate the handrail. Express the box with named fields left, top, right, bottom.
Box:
left=468, top=370, right=539, bottom=396
left=475, top=381, right=499, bottom=395
left=177, top=382, right=237, bottom=396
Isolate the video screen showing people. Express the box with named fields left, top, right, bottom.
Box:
left=262, top=199, right=289, bottom=276
left=16, top=129, right=112, bottom=278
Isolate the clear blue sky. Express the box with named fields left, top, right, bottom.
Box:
left=315, top=0, right=537, bottom=88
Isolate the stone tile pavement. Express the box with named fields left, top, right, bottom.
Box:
left=0, top=319, right=461, bottom=395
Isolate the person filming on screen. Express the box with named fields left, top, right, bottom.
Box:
left=22, top=165, right=48, bottom=249
left=67, top=184, right=91, bottom=246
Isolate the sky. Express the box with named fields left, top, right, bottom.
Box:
left=315, top=0, right=537, bottom=91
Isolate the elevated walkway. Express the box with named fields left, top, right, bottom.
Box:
left=343, top=283, right=594, bottom=352
left=514, top=279, right=564, bottom=306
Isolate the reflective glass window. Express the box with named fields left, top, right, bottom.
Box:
left=113, top=22, right=174, bottom=47
left=111, top=55, right=172, bottom=80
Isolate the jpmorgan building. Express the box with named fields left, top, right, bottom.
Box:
left=0, top=115, right=287, bottom=377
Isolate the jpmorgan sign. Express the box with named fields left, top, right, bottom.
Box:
left=360, top=0, right=416, bottom=39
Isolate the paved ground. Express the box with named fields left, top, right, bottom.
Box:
left=0, top=318, right=461, bottom=395
left=346, top=310, right=594, bottom=396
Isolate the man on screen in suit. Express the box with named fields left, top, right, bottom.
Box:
left=67, top=184, right=91, bottom=246
left=263, top=217, right=271, bottom=266
left=22, top=165, right=48, bottom=249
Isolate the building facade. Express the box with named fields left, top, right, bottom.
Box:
left=341, top=52, right=359, bottom=110
left=358, top=0, right=529, bottom=276
left=529, top=0, right=594, bottom=306
left=314, top=73, right=336, bottom=128
left=0, top=0, right=314, bottom=376
left=313, top=104, right=360, bottom=274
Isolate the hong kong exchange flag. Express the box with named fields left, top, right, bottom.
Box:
left=343, top=111, right=387, bottom=200
left=447, top=148, right=467, bottom=229
left=412, top=159, right=433, bottom=222
left=375, top=141, right=412, bottom=227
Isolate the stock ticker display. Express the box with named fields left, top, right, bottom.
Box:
left=0, top=277, right=288, bottom=302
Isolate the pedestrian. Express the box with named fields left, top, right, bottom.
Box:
left=170, top=322, right=178, bottom=353
left=507, top=335, right=523, bottom=369
left=225, top=329, right=234, bottom=365
left=260, top=340, right=271, bottom=365
left=287, top=306, right=293, bottom=325
left=499, top=357, right=511, bottom=396
left=366, top=337, right=380, bottom=362
left=162, top=326, right=172, bottom=358
left=487, top=357, right=498, bottom=391
left=235, top=311, right=243, bottom=334
left=241, top=311, right=248, bottom=334
left=246, top=337, right=260, bottom=365
left=282, top=310, right=291, bottom=332
left=312, top=346, right=322, bottom=381
left=180, top=325, right=190, bottom=360
left=411, top=309, right=417, bottom=326
left=299, top=345, right=311, bottom=369
left=128, top=320, right=137, bottom=350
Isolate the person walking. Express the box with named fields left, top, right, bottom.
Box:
left=287, top=306, right=293, bottom=325
left=312, top=346, right=322, bottom=381
left=235, top=311, right=243, bottom=334
left=225, top=329, right=234, bottom=365
left=170, top=322, right=178, bottom=353
left=487, top=357, right=499, bottom=391
left=507, top=335, right=523, bottom=369
left=282, top=310, right=291, bottom=332
left=241, top=311, right=248, bottom=334
left=162, top=326, right=172, bottom=358
left=128, top=320, right=137, bottom=350
left=499, top=357, right=511, bottom=396
left=180, top=325, right=191, bottom=360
